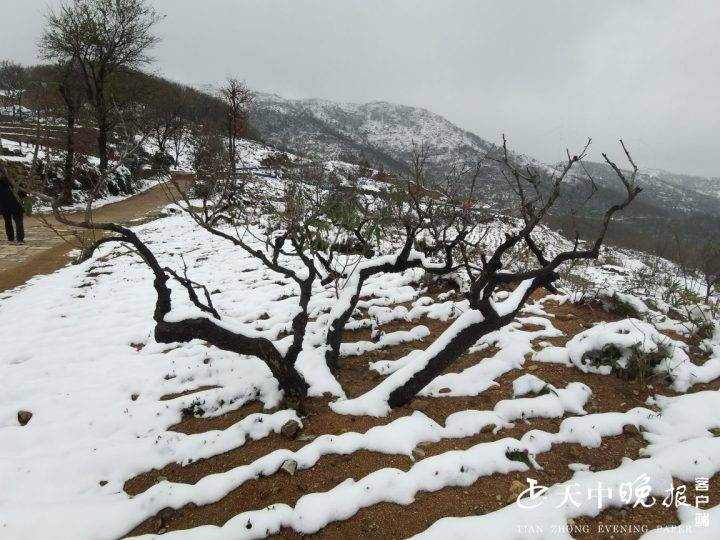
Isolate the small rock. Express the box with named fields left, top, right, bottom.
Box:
left=158, top=508, right=174, bottom=523
left=280, top=419, right=301, bottom=439
left=17, top=410, right=32, bottom=425
left=495, top=494, right=502, bottom=501
left=281, top=459, right=298, bottom=476
left=153, top=507, right=174, bottom=533
left=527, top=364, right=538, bottom=371
left=130, top=393, right=139, bottom=401
left=623, top=424, right=640, bottom=436
left=297, top=433, right=316, bottom=442
left=412, top=447, right=426, bottom=460
left=99, top=480, right=108, bottom=486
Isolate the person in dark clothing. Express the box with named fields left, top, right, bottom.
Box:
left=0, top=176, right=26, bottom=245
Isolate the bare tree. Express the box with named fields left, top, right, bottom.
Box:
left=148, top=137, right=636, bottom=410
left=55, top=62, right=86, bottom=204
left=189, top=126, right=233, bottom=222
left=0, top=61, right=27, bottom=119
left=144, top=80, right=188, bottom=160
left=219, top=79, right=252, bottom=177
left=148, top=157, right=481, bottom=404
left=383, top=138, right=640, bottom=407
left=693, top=242, right=720, bottom=301
left=39, top=0, right=162, bottom=171
left=5, top=116, right=640, bottom=410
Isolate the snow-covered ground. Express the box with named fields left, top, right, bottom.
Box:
left=1, top=183, right=719, bottom=538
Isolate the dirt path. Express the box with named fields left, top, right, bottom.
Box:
left=0, top=173, right=192, bottom=293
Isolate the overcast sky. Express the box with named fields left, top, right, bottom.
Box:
left=2, top=0, right=719, bottom=176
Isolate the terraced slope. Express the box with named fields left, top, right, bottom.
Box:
left=1, top=191, right=718, bottom=539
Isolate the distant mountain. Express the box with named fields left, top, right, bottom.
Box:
left=249, top=93, right=720, bottom=254
left=250, top=93, right=496, bottom=177
left=642, top=169, right=720, bottom=200
left=249, top=93, right=553, bottom=213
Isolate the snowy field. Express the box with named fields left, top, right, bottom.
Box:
left=1, top=203, right=720, bottom=539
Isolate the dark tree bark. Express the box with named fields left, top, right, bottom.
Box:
left=73, top=217, right=311, bottom=403
left=63, top=108, right=76, bottom=202
left=323, top=232, right=462, bottom=373
left=387, top=273, right=554, bottom=407
left=96, top=91, right=110, bottom=172
left=155, top=318, right=309, bottom=401
left=58, top=79, right=80, bottom=204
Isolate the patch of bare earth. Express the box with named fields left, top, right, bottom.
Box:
left=122, top=297, right=719, bottom=538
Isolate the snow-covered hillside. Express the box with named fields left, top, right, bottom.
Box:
left=2, top=167, right=719, bottom=538
left=643, top=168, right=720, bottom=200
left=251, top=93, right=499, bottom=181
left=250, top=93, right=720, bottom=254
